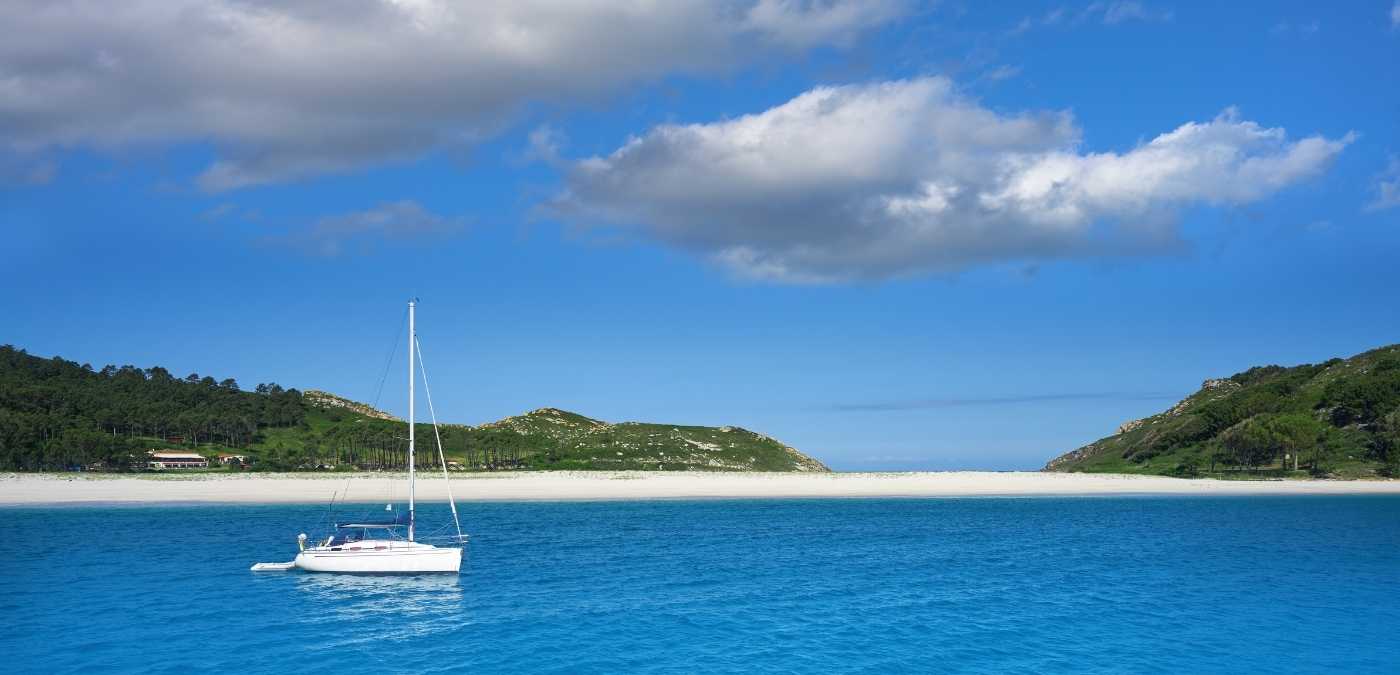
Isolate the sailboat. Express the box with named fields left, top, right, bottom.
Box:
left=252, top=300, right=465, bottom=574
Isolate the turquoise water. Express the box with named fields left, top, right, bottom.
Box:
left=5, top=497, right=1400, bottom=673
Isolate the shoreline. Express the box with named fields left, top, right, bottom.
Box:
left=4, top=471, right=1400, bottom=505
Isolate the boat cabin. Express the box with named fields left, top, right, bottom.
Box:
left=318, top=514, right=410, bottom=549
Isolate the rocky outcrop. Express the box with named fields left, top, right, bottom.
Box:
left=304, top=390, right=398, bottom=421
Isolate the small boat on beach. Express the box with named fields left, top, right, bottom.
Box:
left=252, top=300, right=466, bottom=574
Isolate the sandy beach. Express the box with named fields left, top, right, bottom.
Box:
left=3, top=471, right=1399, bottom=505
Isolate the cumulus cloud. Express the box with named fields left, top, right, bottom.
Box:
left=744, top=0, right=907, bottom=48
left=1367, top=157, right=1400, bottom=212
left=549, top=78, right=1353, bottom=282
left=267, top=200, right=465, bottom=256
left=0, top=0, right=905, bottom=191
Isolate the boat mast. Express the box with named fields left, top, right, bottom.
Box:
left=408, top=299, right=416, bottom=542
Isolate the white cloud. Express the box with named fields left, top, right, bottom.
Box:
left=983, top=65, right=1023, bottom=82
left=1392, top=1, right=1400, bottom=28
left=1011, top=2, right=1169, bottom=36
left=0, top=0, right=904, bottom=191
left=743, top=0, right=907, bottom=48
left=267, top=200, right=465, bottom=256
left=550, top=78, right=1353, bottom=283
left=1106, top=1, right=1173, bottom=24
left=1270, top=20, right=1320, bottom=38
left=1367, top=157, right=1400, bottom=212
left=520, top=125, right=568, bottom=167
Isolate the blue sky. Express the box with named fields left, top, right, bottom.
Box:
left=3, top=1, right=1399, bottom=470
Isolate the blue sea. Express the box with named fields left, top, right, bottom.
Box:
left=6, top=497, right=1400, bottom=673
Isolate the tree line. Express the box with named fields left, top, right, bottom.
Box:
left=1161, top=352, right=1400, bottom=477
left=253, top=412, right=543, bottom=472
left=0, top=345, right=305, bottom=470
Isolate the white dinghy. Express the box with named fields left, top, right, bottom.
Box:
left=252, top=300, right=466, bottom=574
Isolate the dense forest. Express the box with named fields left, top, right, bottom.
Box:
left=1045, top=344, right=1400, bottom=478
left=0, top=345, right=826, bottom=473
left=0, top=345, right=307, bottom=470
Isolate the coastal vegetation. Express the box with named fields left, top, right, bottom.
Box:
left=1044, top=344, right=1400, bottom=479
left=0, top=345, right=827, bottom=473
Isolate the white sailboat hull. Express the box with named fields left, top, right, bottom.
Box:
left=294, top=543, right=462, bottom=574
left=254, top=302, right=469, bottom=576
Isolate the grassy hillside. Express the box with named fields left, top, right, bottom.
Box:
left=251, top=405, right=828, bottom=472
left=1044, top=344, right=1400, bottom=478
left=470, top=408, right=826, bottom=472
left=0, top=345, right=827, bottom=472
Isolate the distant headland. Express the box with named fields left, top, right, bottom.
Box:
left=1045, top=343, right=1400, bottom=479
left=0, top=345, right=827, bottom=473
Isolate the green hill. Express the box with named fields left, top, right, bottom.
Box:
left=0, top=345, right=828, bottom=473
left=1044, top=344, right=1400, bottom=478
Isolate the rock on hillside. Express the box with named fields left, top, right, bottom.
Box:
left=478, top=407, right=608, bottom=439
left=304, top=390, right=398, bottom=421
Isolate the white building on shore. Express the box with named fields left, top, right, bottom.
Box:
left=148, top=451, right=209, bottom=470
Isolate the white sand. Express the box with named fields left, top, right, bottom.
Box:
left=3, top=471, right=1399, bottom=505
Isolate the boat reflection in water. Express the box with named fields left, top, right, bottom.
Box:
left=294, top=569, right=467, bottom=639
